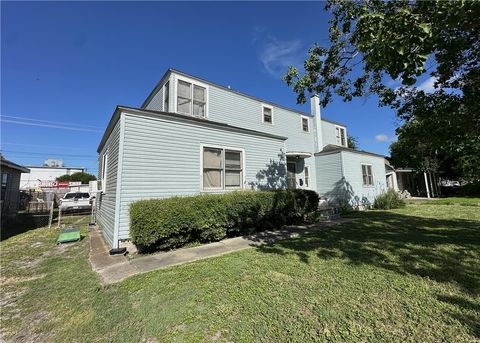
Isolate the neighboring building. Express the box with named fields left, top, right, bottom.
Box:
left=385, top=159, right=440, bottom=198
left=43, top=159, right=64, bottom=167
left=96, top=68, right=388, bottom=248
left=1, top=156, right=30, bottom=218
left=20, top=162, right=85, bottom=190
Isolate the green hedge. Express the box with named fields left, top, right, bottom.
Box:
left=130, top=189, right=319, bottom=251
left=373, top=189, right=406, bottom=210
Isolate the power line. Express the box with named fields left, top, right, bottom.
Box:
left=0, top=142, right=94, bottom=151
left=1, top=119, right=103, bottom=133
left=0, top=115, right=104, bottom=129
left=1, top=150, right=99, bottom=159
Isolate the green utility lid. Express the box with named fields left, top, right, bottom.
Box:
left=56, top=228, right=81, bottom=244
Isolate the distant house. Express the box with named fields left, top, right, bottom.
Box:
left=95, top=68, right=388, bottom=248
left=1, top=156, right=30, bottom=219
left=385, top=159, right=440, bottom=198
left=20, top=160, right=85, bottom=190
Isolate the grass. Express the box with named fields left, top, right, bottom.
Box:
left=1, top=201, right=479, bottom=342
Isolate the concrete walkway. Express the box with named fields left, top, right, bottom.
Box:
left=89, top=219, right=350, bottom=285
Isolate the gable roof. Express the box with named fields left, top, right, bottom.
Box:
left=315, top=144, right=386, bottom=159
left=141, top=68, right=347, bottom=127
left=97, top=106, right=287, bottom=153
left=1, top=156, right=30, bottom=173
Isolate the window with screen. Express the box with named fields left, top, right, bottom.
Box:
left=362, top=164, right=374, bottom=186
left=262, top=105, right=273, bottom=124
left=177, top=80, right=206, bottom=118
left=202, top=147, right=243, bottom=190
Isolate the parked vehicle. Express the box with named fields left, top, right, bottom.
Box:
left=60, top=192, right=91, bottom=211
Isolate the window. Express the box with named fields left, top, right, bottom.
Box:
left=177, top=80, right=206, bottom=118
left=202, top=146, right=243, bottom=190
left=362, top=164, right=374, bottom=186
left=304, top=166, right=310, bottom=188
left=1, top=173, right=9, bottom=201
left=262, top=105, right=273, bottom=124
left=336, top=126, right=346, bottom=146
left=163, top=81, right=169, bottom=112
left=301, top=116, right=310, bottom=132
left=1, top=173, right=8, bottom=188
left=101, top=152, right=108, bottom=192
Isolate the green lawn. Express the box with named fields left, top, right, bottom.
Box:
left=1, top=201, right=479, bottom=342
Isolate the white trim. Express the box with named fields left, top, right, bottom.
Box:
left=173, top=73, right=209, bottom=119
left=301, top=115, right=311, bottom=133
left=335, top=125, right=347, bottom=147
left=199, top=144, right=246, bottom=192
left=101, top=152, right=108, bottom=193
left=162, top=80, right=170, bottom=112
left=304, top=166, right=310, bottom=189
left=112, top=113, right=125, bottom=249
left=261, top=103, right=274, bottom=125
left=361, top=163, right=374, bottom=187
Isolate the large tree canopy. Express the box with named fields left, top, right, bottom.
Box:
left=284, top=0, right=480, bottom=179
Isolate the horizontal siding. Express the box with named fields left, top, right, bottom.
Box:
left=144, top=85, right=164, bottom=111
left=340, top=151, right=387, bottom=205
left=96, top=120, right=120, bottom=247
left=118, top=112, right=286, bottom=240
left=321, top=120, right=339, bottom=147
left=315, top=152, right=343, bottom=199
left=207, top=85, right=315, bottom=153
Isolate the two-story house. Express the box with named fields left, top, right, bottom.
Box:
left=96, top=69, right=387, bottom=248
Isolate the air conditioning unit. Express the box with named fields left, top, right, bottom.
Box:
left=89, top=180, right=103, bottom=193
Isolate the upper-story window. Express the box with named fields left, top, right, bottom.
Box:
left=177, top=80, right=207, bottom=118
left=163, top=81, right=169, bottom=112
left=301, top=116, right=310, bottom=132
left=336, top=126, right=346, bottom=146
left=262, top=105, right=273, bottom=124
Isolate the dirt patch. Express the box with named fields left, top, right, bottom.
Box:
left=1, top=274, right=46, bottom=286
left=8, top=310, right=52, bottom=343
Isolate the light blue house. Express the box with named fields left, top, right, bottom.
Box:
left=96, top=69, right=387, bottom=248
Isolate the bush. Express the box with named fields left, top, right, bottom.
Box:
left=373, top=189, right=406, bottom=210
left=130, top=189, right=319, bottom=251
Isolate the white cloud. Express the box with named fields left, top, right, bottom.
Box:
left=259, top=39, right=303, bottom=77
left=417, top=76, right=437, bottom=93
left=375, top=134, right=396, bottom=143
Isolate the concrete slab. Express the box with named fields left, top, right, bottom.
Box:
left=90, top=218, right=352, bottom=284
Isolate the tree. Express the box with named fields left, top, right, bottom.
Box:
left=347, top=135, right=358, bottom=150
left=56, top=172, right=96, bottom=184
left=284, top=0, right=480, bottom=179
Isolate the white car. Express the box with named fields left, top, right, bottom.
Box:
left=60, top=192, right=91, bottom=211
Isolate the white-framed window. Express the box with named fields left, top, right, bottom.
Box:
left=163, top=81, right=169, bottom=112
left=361, top=164, right=374, bottom=186
left=101, top=152, right=108, bottom=192
left=304, top=166, right=310, bottom=188
left=176, top=79, right=207, bottom=118
left=301, top=115, right=310, bottom=132
left=335, top=126, right=346, bottom=146
left=262, top=104, right=273, bottom=124
left=202, top=145, right=244, bottom=190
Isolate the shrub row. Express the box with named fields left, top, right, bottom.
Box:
left=130, top=189, right=319, bottom=251
left=373, top=188, right=406, bottom=210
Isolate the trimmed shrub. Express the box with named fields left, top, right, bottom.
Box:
left=130, top=189, right=319, bottom=251
left=373, top=189, right=406, bottom=210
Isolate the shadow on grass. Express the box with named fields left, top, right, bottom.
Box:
left=256, top=211, right=480, bottom=293
left=255, top=211, right=480, bottom=336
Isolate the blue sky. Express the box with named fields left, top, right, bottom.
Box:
left=2, top=1, right=415, bottom=175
